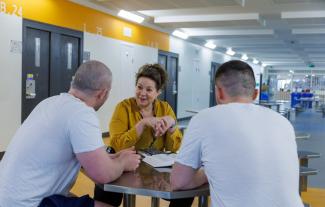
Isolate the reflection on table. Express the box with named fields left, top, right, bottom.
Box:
left=97, top=162, right=209, bottom=207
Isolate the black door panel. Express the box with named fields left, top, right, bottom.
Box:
left=22, top=28, right=50, bottom=121
left=22, top=20, right=83, bottom=122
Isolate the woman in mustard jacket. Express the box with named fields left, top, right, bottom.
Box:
left=94, top=64, right=193, bottom=207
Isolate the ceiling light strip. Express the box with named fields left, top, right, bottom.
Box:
left=155, top=13, right=259, bottom=23
left=118, top=10, right=144, bottom=23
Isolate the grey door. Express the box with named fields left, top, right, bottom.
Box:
left=158, top=54, right=167, bottom=101
left=158, top=51, right=179, bottom=114
left=210, top=62, right=220, bottom=107
left=50, top=34, right=81, bottom=96
left=22, top=27, right=50, bottom=121
left=22, top=20, right=83, bottom=122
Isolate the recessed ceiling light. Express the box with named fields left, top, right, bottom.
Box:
left=118, top=10, right=144, bottom=23
left=226, top=48, right=235, bottom=56
left=172, top=30, right=188, bottom=39
left=204, top=41, right=216, bottom=49
left=253, top=59, right=259, bottom=64
left=262, top=63, right=267, bottom=67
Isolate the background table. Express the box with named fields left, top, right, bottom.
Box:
left=295, top=132, right=311, bottom=140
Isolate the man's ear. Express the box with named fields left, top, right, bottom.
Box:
left=215, top=85, right=224, bottom=104
left=97, top=88, right=107, bottom=100
left=252, top=89, right=258, bottom=100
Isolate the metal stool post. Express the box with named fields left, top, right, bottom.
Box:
left=151, top=197, right=160, bottom=207
left=198, top=195, right=208, bottom=207
left=123, top=194, right=136, bottom=207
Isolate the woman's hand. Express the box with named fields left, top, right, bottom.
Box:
left=136, top=117, right=159, bottom=137
left=143, top=117, right=159, bottom=128
left=154, top=116, right=176, bottom=136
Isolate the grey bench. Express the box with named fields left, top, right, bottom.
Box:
left=298, top=151, right=321, bottom=194
left=298, top=151, right=321, bottom=167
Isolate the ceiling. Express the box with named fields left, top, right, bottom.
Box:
left=73, top=0, right=325, bottom=72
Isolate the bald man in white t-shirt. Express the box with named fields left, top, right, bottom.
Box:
left=171, top=60, right=303, bottom=207
left=0, top=61, right=141, bottom=207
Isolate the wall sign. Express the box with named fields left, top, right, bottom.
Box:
left=0, top=1, right=22, bottom=17
left=10, top=40, right=22, bottom=54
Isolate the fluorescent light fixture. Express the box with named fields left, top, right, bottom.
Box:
left=204, top=41, right=216, bottom=49
left=118, top=10, right=144, bottom=23
left=262, top=63, right=267, bottom=67
left=172, top=30, right=188, bottom=39
left=312, top=74, right=315, bottom=77
left=226, top=48, right=235, bottom=56
left=241, top=54, right=248, bottom=61
left=289, top=70, right=294, bottom=73
left=253, top=59, right=259, bottom=64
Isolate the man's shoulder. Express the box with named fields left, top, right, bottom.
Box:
left=51, top=93, right=96, bottom=119
left=191, top=107, right=218, bottom=123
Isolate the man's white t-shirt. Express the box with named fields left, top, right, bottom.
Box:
left=0, top=93, right=104, bottom=207
left=176, top=103, right=304, bottom=207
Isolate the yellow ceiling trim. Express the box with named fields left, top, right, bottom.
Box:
left=1, top=0, right=169, bottom=51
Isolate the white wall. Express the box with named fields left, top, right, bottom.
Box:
left=0, top=13, right=22, bottom=151
left=170, top=36, right=261, bottom=119
left=84, top=33, right=158, bottom=131
left=0, top=15, right=262, bottom=150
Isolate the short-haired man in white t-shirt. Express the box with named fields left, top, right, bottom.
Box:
left=171, top=60, right=303, bottom=207
left=0, top=61, right=141, bottom=207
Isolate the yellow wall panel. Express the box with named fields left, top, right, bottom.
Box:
left=0, top=0, right=169, bottom=51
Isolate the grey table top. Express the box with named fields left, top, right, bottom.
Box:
left=185, top=109, right=199, bottom=114
left=298, top=151, right=321, bottom=159
left=98, top=162, right=209, bottom=199
left=295, top=132, right=311, bottom=140
left=300, top=167, right=318, bottom=176
left=259, top=101, right=282, bottom=106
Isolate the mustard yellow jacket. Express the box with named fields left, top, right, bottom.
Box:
left=109, top=98, right=182, bottom=152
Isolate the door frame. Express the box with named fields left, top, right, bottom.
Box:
left=22, top=19, right=83, bottom=122
left=158, top=50, right=179, bottom=115
left=259, top=74, right=263, bottom=103
left=210, top=62, right=220, bottom=107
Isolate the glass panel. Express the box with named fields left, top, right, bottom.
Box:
left=35, top=37, right=40, bottom=67
left=67, top=43, right=72, bottom=70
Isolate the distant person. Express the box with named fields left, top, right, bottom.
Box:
left=94, top=63, right=193, bottom=207
left=0, top=61, right=141, bottom=207
left=171, top=60, right=303, bottom=207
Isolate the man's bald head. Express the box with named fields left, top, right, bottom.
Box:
left=71, top=60, right=112, bottom=95
left=215, top=60, right=256, bottom=99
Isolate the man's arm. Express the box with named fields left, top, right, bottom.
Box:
left=171, top=162, right=207, bottom=190
left=76, top=146, right=140, bottom=184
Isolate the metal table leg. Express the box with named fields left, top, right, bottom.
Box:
left=123, top=194, right=136, bottom=207
left=151, top=197, right=160, bottom=207
left=198, top=195, right=208, bottom=207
